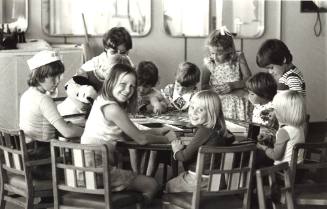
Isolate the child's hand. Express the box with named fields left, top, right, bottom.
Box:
left=260, top=108, right=275, bottom=122
left=152, top=102, right=165, bottom=114
left=171, top=140, right=184, bottom=153
left=256, top=143, right=268, bottom=151
left=165, top=130, right=179, bottom=142
left=215, top=83, right=231, bottom=94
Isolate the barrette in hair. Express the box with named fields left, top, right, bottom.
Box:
left=219, top=26, right=232, bottom=36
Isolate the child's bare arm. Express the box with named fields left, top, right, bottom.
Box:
left=103, top=104, right=169, bottom=144
left=258, top=128, right=289, bottom=161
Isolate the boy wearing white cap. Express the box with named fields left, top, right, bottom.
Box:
left=20, top=50, right=84, bottom=179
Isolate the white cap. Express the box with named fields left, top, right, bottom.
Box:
left=27, top=50, right=61, bottom=70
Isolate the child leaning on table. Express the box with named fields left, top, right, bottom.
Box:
left=20, top=50, right=84, bottom=179
left=256, top=39, right=306, bottom=95
left=161, top=61, right=200, bottom=111
left=256, top=90, right=306, bottom=167
left=137, top=61, right=168, bottom=114
left=81, top=63, right=177, bottom=202
left=165, top=90, right=235, bottom=193
left=246, top=72, right=278, bottom=128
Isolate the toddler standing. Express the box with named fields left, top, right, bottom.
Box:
left=202, top=27, right=252, bottom=121
left=161, top=62, right=200, bottom=111
left=256, top=39, right=306, bottom=95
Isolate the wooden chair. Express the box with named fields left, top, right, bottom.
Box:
left=290, top=141, right=327, bottom=206
left=51, top=140, right=144, bottom=209
left=162, top=144, right=257, bottom=209
left=0, top=127, right=53, bottom=209
left=255, top=162, right=294, bottom=209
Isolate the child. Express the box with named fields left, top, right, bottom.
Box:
left=77, top=27, right=134, bottom=92
left=161, top=62, right=200, bottom=111
left=20, top=50, right=84, bottom=178
left=165, top=90, right=235, bottom=193
left=246, top=72, right=277, bottom=127
left=256, top=39, right=306, bottom=95
left=137, top=61, right=168, bottom=114
left=81, top=63, right=176, bottom=201
left=202, top=27, right=252, bottom=121
left=257, top=90, right=306, bottom=166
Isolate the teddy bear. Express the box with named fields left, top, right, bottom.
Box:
left=57, top=75, right=97, bottom=117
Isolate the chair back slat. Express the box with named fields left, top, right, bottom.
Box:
left=192, top=144, right=256, bottom=209
left=51, top=140, right=112, bottom=209
left=0, top=128, right=28, bottom=174
left=256, top=162, right=294, bottom=209
left=290, top=141, right=327, bottom=206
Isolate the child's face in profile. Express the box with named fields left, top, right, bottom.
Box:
left=112, top=73, right=136, bottom=103
left=265, top=64, right=286, bottom=81
left=188, top=100, right=207, bottom=127
left=248, top=91, right=266, bottom=105
left=138, top=85, right=152, bottom=96
left=174, top=81, right=195, bottom=95
left=39, top=74, right=62, bottom=93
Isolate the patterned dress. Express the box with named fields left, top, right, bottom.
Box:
left=204, top=53, right=251, bottom=121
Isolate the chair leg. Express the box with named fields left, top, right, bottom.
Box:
left=0, top=189, right=6, bottom=209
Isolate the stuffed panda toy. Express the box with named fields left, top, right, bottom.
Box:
left=57, top=75, right=97, bottom=116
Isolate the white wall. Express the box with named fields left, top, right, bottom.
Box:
left=25, top=0, right=327, bottom=122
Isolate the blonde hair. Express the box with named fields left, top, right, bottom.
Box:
left=190, top=90, right=226, bottom=132
left=272, top=90, right=306, bottom=127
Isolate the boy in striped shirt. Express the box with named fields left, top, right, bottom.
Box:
left=256, top=39, right=305, bottom=95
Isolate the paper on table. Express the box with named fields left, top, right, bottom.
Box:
left=226, top=120, right=247, bottom=133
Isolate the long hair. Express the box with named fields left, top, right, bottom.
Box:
left=190, top=90, right=226, bottom=133
left=272, top=90, right=306, bottom=127
left=101, top=64, right=137, bottom=113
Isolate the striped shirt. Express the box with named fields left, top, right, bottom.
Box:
left=278, top=66, right=306, bottom=95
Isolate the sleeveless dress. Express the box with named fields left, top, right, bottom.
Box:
left=204, top=53, right=251, bottom=121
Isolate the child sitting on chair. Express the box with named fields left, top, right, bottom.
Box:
left=256, top=90, right=306, bottom=166
left=246, top=72, right=278, bottom=128
left=137, top=61, right=168, bottom=114
left=20, top=50, right=84, bottom=179
left=81, top=63, right=177, bottom=202
left=165, top=90, right=235, bottom=193
left=161, top=62, right=200, bottom=111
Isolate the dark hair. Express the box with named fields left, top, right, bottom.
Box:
left=256, top=39, right=293, bottom=68
left=103, top=27, right=132, bottom=51
left=246, top=72, right=277, bottom=101
left=27, top=60, right=65, bottom=86
left=137, top=61, right=159, bottom=87
left=101, top=64, right=137, bottom=113
left=176, top=62, right=200, bottom=87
